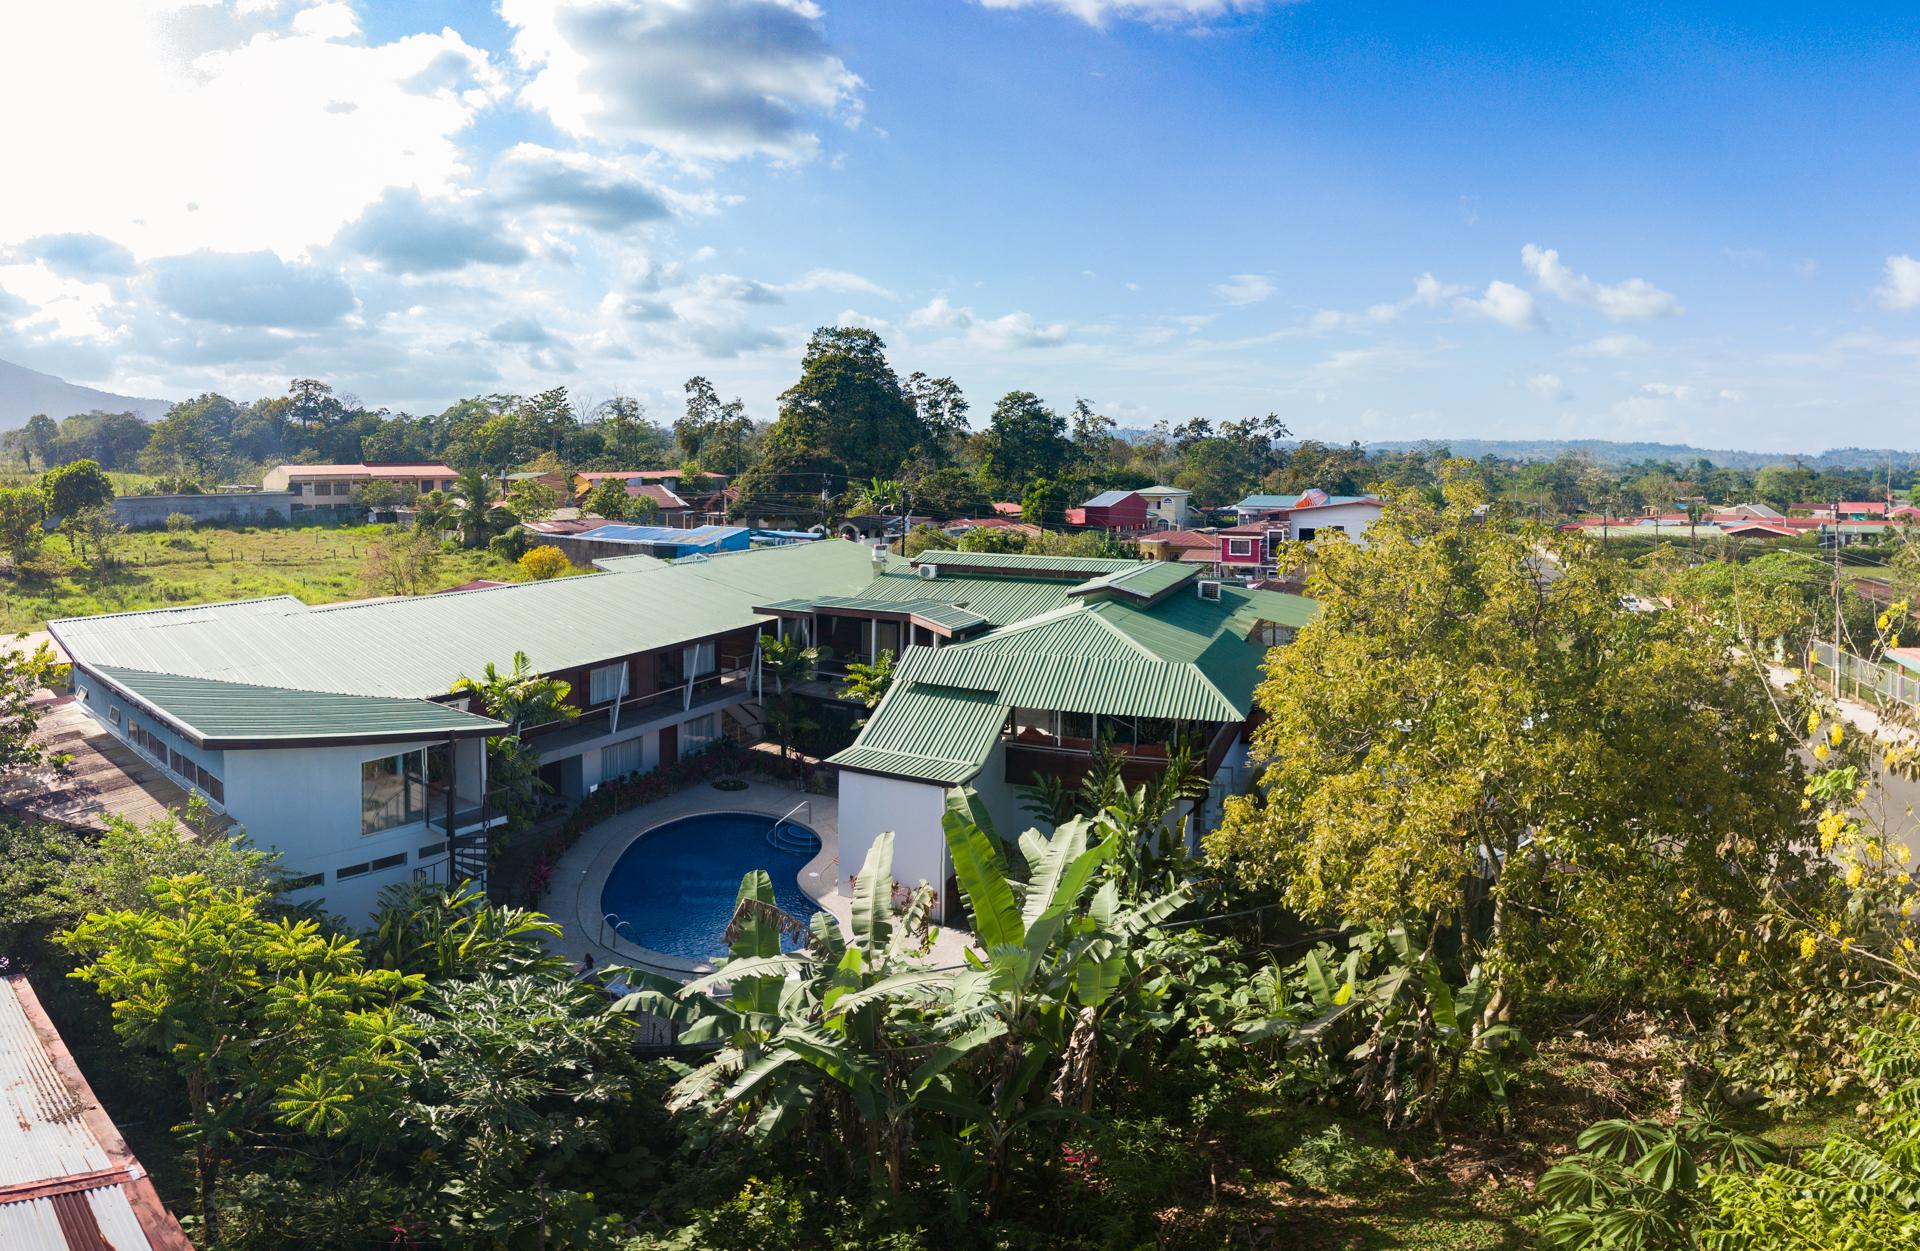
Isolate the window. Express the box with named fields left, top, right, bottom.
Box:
left=1227, top=539, right=1252, bottom=557
left=1008, top=708, right=1057, bottom=744
left=601, top=736, right=643, bottom=781
left=336, top=860, right=370, bottom=880
left=370, top=853, right=407, bottom=873
left=419, top=841, right=448, bottom=860
left=1060, top=710, right=1097, bottom=745
left=108, top=705, right=121, bottom=727
left=287, top=482, right=304, bottom=496
left=589, top=662, right=627, bottom=705
left=685, top=714, right=718, bottom=749
left=361, top=749, right=430, bottom=836
left=284, top=873, right=324, bottom=891
left=1296, top=527, right=1317, bottom=541
left=685, top=641, right=717, bottom=678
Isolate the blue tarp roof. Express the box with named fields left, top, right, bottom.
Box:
left=578, top=524, right=746, bottom=547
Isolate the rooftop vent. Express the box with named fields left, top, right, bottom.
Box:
left=871, top=543, right=889, bottom=566
left=1196, top=579, right=1222, bottom=602
left=917, top=563, right=938, bottom=580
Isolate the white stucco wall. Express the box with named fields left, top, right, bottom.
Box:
left=215, top=735, right=486, bottom=922
left=1293, top=503, right=1383, bottom=547
left=837, top=771, right=950, bottom=900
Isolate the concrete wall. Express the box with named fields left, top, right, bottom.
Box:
left=837, top=770, right=950, bottom=901
left=1293, top=503, right=1383, bottom=547
left=112, top=492, right=294, bottom=529
left=222, top=735, right=487, bottom=922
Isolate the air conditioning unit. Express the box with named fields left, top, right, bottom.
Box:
left=1196, top=579, right=1222, bottom=601
left=916, top=563, right=938, bottom=580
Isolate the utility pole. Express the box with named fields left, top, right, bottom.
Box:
left=1832, top=495, right=1843, bottom=697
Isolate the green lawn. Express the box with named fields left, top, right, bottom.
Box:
left=0, top=523, right=531, bottom=632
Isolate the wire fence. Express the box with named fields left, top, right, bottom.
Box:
left=1809, top=639, right=1920, bottom=708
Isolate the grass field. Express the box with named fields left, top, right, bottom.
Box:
left=0, top=523, right=531, bottom=632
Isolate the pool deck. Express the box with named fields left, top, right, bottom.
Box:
left=538, top=777, right=976, bottom=980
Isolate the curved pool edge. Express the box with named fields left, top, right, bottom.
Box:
left=551, top=783, right=842, bottom=982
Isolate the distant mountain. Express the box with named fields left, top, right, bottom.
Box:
left=0, top=357, right=171, bottom=428
left=1357, top=438, right=1920, bottom=471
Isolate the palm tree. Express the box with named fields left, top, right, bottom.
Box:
left=854, top=476, right=904, bottom=516
left=453, top=466, right=499, bottom=548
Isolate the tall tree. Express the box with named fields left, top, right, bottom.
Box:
left=62, top=876, right=425, bottom=1243
left=1210, top=473, right=1812, bottom=1022
left=979, top=391, right=1075, bottom=498
left=144, top=394, right=235, bottom=484
left=739, top=327, right=926, bottom=512
left=0, top=484, right=46, bottom=566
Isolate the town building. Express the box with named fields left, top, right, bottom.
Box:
left=820, top=551, right=1314, bottom=920
left=0, top=975, right=195, bottom=1249
left=48, top=541, right=887, bottom=920
left=1136, top=485, right=1193, bottom=528
left=1231, top=488, right=1385, bottom=542
left=1078, top=489, right=1148, bottom=530
left=261, top=462, right=458, bottom=514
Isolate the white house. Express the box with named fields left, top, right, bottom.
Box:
left=1136, top=485, right=1192, bottom=529
left=1231, top=488, right=1385, bottom=547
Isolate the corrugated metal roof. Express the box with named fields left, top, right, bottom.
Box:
left=828, top=684, right=1005, bottom=783
left=1067, top=561, right=1198, bottom=602
left=1081, top=489, right=1138, bottom=508
left=846, top=569, right=1080, bottom=625
left=0, top=977, right=192, bottom=1250
left=910, top=550, right=1140, bottom=577
left=51, top=540, right=882, bottom=699
left=90, top=666, right=505, bottom=747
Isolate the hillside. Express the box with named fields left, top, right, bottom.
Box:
left=0, top=356, right=171, bottom=427
left=1358, top=437, right=1920, bottom=470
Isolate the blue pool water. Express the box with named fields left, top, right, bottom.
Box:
left=599, top=811, right=822, bottom=960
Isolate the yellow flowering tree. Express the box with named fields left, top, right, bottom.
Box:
left=1211, top=471, right=1815, bottom=1028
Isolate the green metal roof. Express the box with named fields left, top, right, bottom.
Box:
left=90, top=664, right=505, bottom=748
left=827, top=683, right=1006, bottom=783
left=1067, top=561, right=1198, bottom=602
left=835, top=567, right=1082, bottom=626
left=909, top=550, right=1141, bottom=577
left=755, top=593, right=990, bottom=635
left=51, top=540, right=884, bottom=700
left=589, top=552, right=668, bottom=572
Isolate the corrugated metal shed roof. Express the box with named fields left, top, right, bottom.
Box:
left=1081, top=489, right=1139, bottom=509
left=51, top=540, right=881, bottom=699
left=828, top=684, right=1005, bottom=783
left=1067, top=561, right=1198, bottom=602
left=0, top=976, right=193, bottom=1250
left=910, top=550, right=1140, bottom=577
left=840, top=569, right=1078, bottom=626
left=90, top=666, right=505, bottom=747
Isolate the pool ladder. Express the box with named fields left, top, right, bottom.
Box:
left=765, top=800, right=821, bottom=855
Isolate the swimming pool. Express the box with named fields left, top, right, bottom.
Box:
left=598, top=811, right=823, bottom=961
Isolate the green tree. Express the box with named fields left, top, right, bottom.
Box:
left=42, top=456, right=114, bottom=522
left=19, top=412, right=58, bottom=470
left=740, top=327, right=926, bottom=511
left=840, top=649, right=895, bottom=709
left=582, top=480, right=633, bottom=521
left=1020, top=475, right=1076, bottom=528
left=758, top=633, right=827, bottom=759
left=505, top=477, right=561, bottom=522
left=1211, top=475, right=1812, bottom=1024
left=145, top=394, right=236, bottom=484
left=0, top=484, right=46, bottom=565
left=907, top=465, right=992, bottom=520
left=63, top=876, right=425, bottom=1243
left=979, top=391, right=1075, bottom=498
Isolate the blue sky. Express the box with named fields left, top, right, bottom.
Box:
left=2, top=0, right=1919, bottom=451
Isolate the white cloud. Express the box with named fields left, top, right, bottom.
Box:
left=1521, top=244, right=1680, bottom=320
left=1570, top=333, right=1652, bottom=358
left=779, top=268, right=894, bottom=298
left=1527, top=373, right=1570, bottom=402
left=0, top=4, right=502, bottom=258
left=1212, top=273, right=1275, bottom=306
left=1456, top=280, right=1541, bottom=330
left=501, top=0, right=863, bottom=164
left=1876, top=255, right=1920, bottom=311
left=1308, top=272, right=1464, bottom=330
left=907, top=296, right=1067, bottom=348
left=976, top=0, right=1292, bottom=25
left=1639, top=382, right=1695, bottom=400
left=1795, top=258, right=1819, bottom=276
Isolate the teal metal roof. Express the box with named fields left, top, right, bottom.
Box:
left=589, top=552, right=668, bottom=572
left=827, top=684, right=1006, bottom=783
left=51, top=540, right=884, bottom=700
left=1067, top=561, right=1198, bottom=602
left=910, top=550, right=1141, bottom=577
left=91, top=664, right=505, bottom=748
left=754, top=593, right=990, bottom=635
